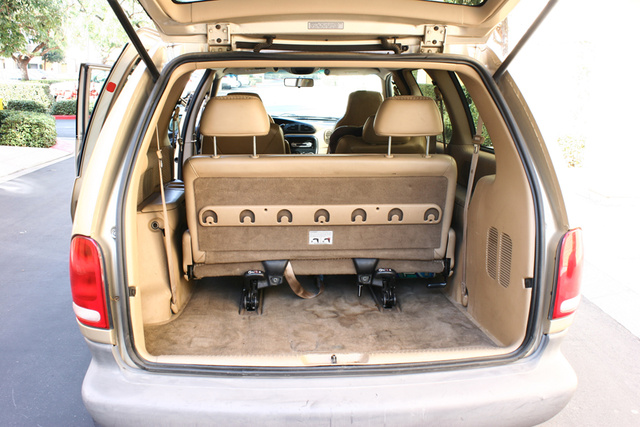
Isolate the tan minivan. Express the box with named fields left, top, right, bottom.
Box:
left=70, top=0, right=582, bottom=425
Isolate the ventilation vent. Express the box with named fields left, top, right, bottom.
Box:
left=486, top=227, right=513, bottom=288
left=499, top=233, right=513, bottom=288
left=486, top=227, right=499, bottom=280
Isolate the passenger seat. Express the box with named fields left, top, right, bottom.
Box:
left=334, top=115, right=428, bottom=154
left=328, top=90, right=383, bottom=153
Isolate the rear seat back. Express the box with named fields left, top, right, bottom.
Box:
left=183, top=95, right=457, bottom=278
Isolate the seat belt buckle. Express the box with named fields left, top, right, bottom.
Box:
left=262, top=260, right=288, bottom=287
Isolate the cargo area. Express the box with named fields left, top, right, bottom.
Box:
left=143, top=275, right=498, bottom=360
left=123, top=59, right=537, bottom=368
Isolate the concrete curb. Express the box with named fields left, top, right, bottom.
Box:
left=0, top=151, right=73, bottom=185
left=0, top=137, right=75, bottom=184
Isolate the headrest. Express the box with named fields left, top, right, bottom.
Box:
left=227, top=92, right=262, bottom=101
left=361, top=116, right=410, bottom=145
left=227, top=92, right=276, bottom=124
left=374, top=96, right=443, bottom=137
left=200, top=95, right=270, bottom=137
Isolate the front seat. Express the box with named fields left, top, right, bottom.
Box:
left=334, top=115, right=428, bottom=154
left=200, top=94, right=288, bottom=155
left=328, top=90, right=383, bottom=153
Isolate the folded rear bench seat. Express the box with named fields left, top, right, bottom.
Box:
left=182, top=95, right=457, bottom=309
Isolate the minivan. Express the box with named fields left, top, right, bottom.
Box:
left=69, top=0, right=582, bottom=425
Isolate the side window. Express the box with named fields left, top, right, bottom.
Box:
left=452, top=72, right=493, bottom=148
left=412, top=69, right=452, bottom=145
left=385, top=74, right=401, bottom=97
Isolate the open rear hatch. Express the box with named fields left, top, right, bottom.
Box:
left=137, top=0, right=521, bottom=52
left=125, top=56, right=535, bottom=369
left=110, top=0, right=560, bottom=370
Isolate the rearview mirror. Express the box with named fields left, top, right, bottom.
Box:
left=284, top=78, right=314, bottom=88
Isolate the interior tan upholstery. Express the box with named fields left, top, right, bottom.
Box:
left=374, top=96, right=443, bottom=137
left=201, top=124, right=287, bottom=155
left=334, top=90, right=383, bottom=128
left=200, top=95, right=270, bottom=137
left=335, top=115, right=427, bottom=154
left=200, top=94, right=287, bottom=155
left=183, top=155, right=457, bottom=278
left=224, top=91, right=274, bottom=123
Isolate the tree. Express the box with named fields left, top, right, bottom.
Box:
left=0, top=0, right=67, bottom=80
left=71, top=0, right=152, bottom=64
left=43, top=48, right=65, bottom=64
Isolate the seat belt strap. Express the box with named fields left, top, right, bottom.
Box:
left=474, top=115, right=485, bottom=145
left=284, top=262, right=324, bottom=299
left=435, top=86, right=446, bottom=148
left=155, top=129, right=179, bottom=313
left=460, top=140, right=480, bottom=306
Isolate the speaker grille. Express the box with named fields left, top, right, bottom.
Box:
left=499, top=232, right=512, bottom=288
left=486, top=227, right=498, bottom=280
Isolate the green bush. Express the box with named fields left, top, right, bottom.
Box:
left=0, top=81, right=55, bottom=110
left=50, top=100, right=77, bottom=115
left=6, top=99, right=48, bottom=113
left=0, top=111, right=57, bottom=148
left=0, top=110, right=9, bottom=126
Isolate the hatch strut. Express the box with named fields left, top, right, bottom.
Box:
left=239, top=35, right=402, bottom=54
left=493, top=0, right=559, bottom=83
left=107, top=0, right=160, bottom=82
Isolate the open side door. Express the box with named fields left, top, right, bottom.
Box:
left=71, top=42, right=142, bottom=220
left=71, top=0, right=163, bottom=219
left=76, top=63, right=111, bottom=151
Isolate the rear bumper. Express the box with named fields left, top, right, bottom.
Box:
left=83, top=335, right=575, bottom=427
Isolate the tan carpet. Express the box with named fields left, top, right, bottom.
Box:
left=144, top=275, right=496, bottom=357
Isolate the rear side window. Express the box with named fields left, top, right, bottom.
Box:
left=452, top=72, right=493, bottom=148
left=412, top=69, right=452, bottom=145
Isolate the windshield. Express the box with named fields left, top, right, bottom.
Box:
left=218, top=70, right=383, bottom=120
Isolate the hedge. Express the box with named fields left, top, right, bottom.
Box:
left=0, top=110, right=57, bottom=148
left=6, top=99, right=48, bottom=114
left=0, top=81, right=55, bottom=110
left=50, top=100, right=77, bottom=115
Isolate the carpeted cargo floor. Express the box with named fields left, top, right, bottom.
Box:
left=144, top=275, right=497, bottom=357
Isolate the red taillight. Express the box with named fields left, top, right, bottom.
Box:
left=552, top=228, right=583, bottom=319
left=69, top=236, right=110, bottom=329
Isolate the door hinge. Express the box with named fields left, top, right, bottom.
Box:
left=207, top=23, right=232, bottom=52
left=420, top=25, right=447, bottom=54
